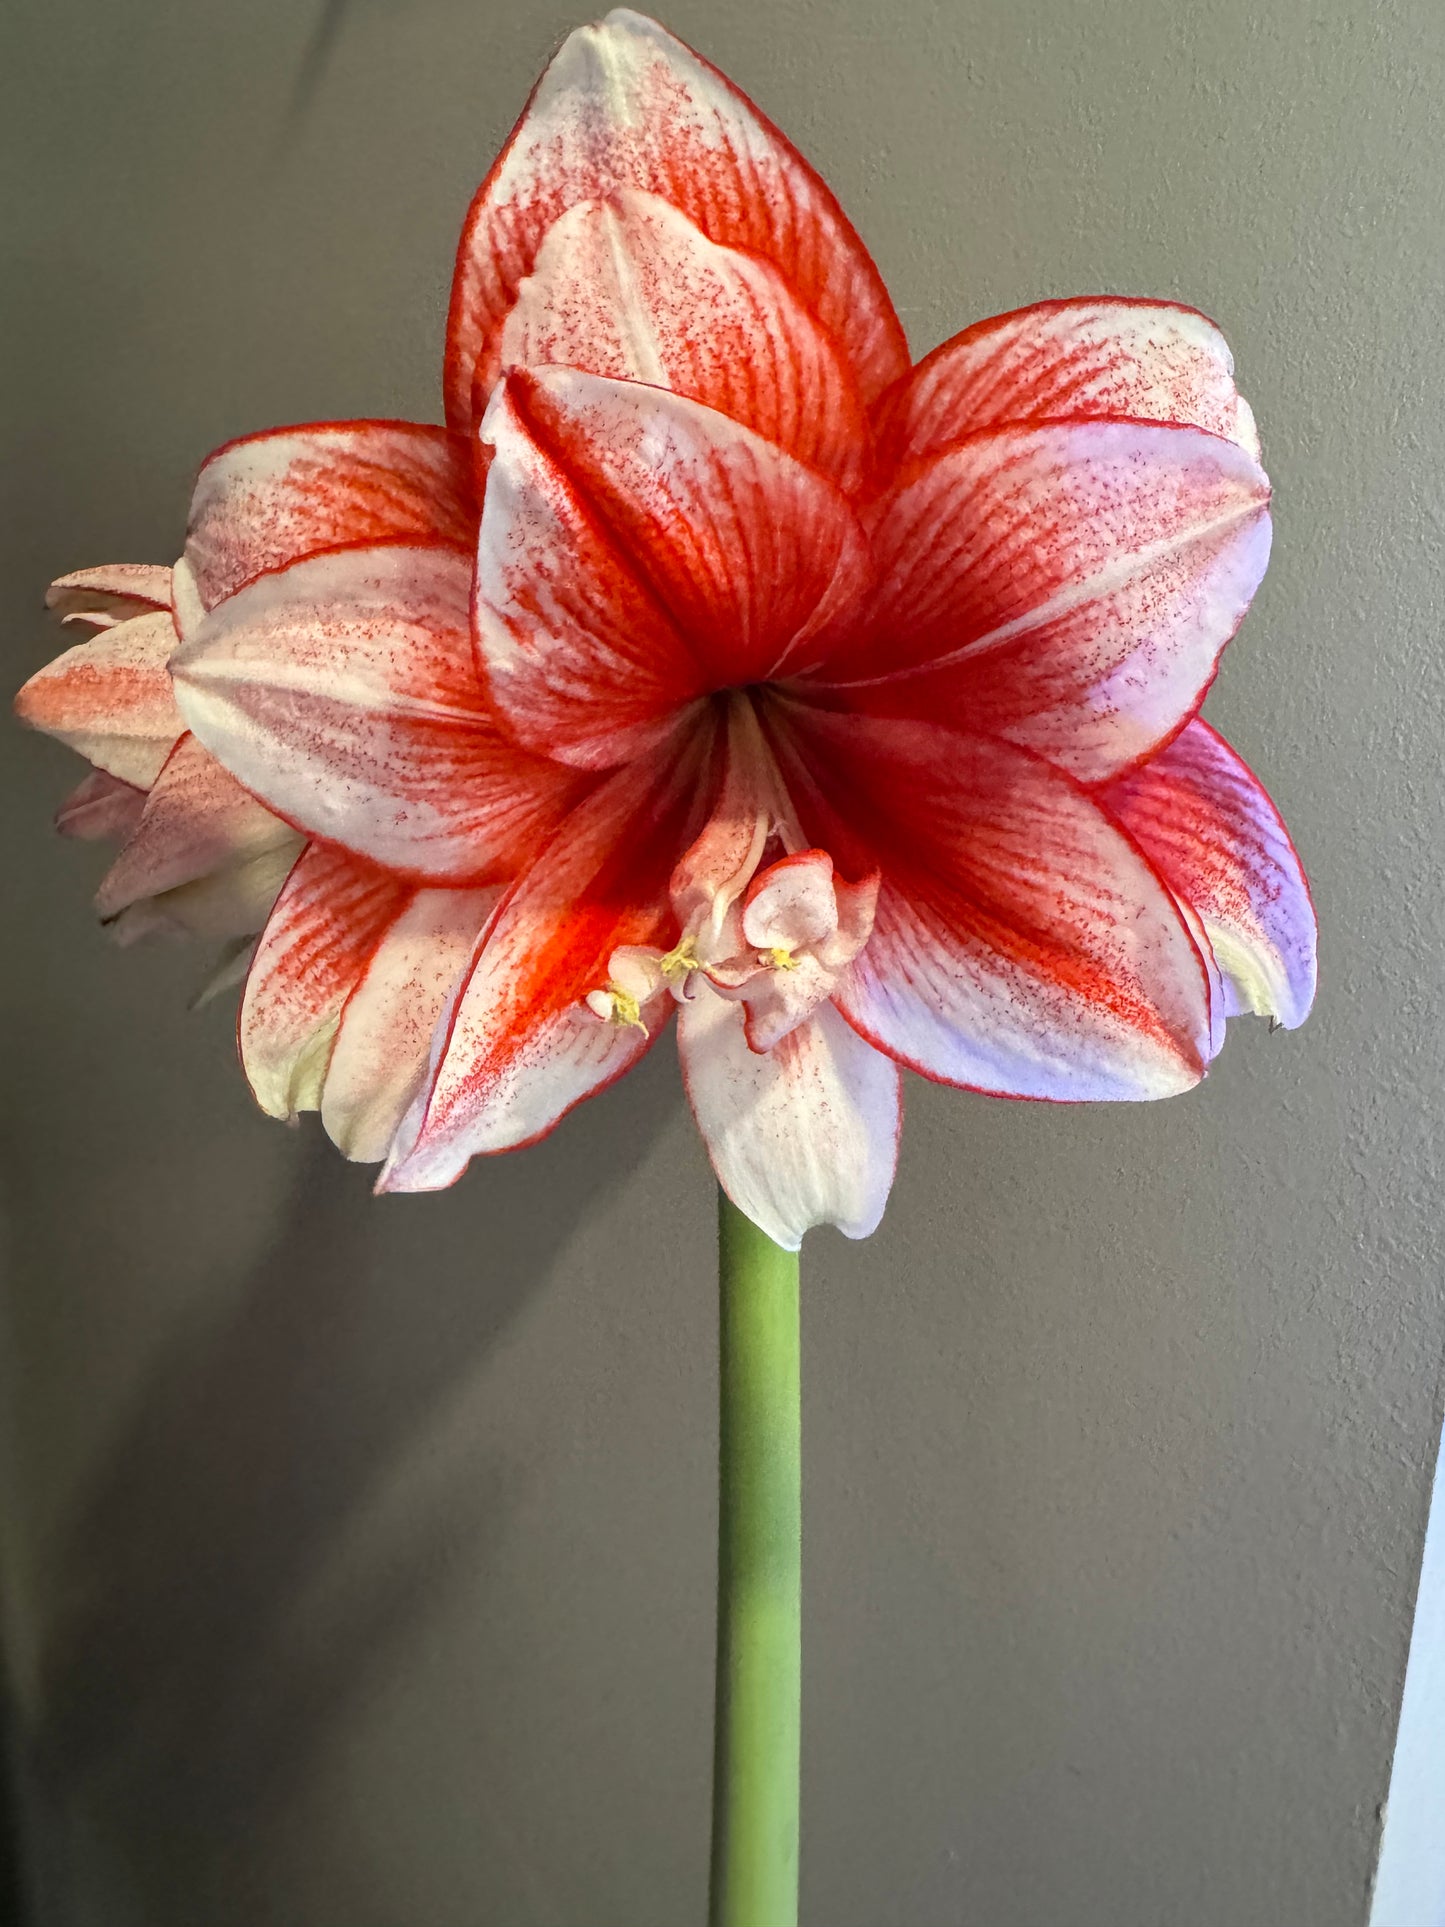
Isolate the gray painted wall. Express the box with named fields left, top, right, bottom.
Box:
left=2, top=2, right=1442, bottom=1923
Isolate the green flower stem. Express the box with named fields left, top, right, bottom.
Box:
left=709, top=1189, right=802, bottom=1927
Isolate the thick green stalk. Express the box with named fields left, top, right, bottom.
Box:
left=709, top=1190, right=802, bottom=1927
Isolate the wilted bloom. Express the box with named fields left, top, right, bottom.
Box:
left=18, top=11, right=1315, bottom=1246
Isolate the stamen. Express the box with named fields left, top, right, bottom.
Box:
left=766, top=946, right=799, bottom=972
left=659, top=936, right=701, bottom=984
left=584, top=984, right=648, bottom=1033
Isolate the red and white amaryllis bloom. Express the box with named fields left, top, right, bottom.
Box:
left=17, top=11, right=1315, bottom=1247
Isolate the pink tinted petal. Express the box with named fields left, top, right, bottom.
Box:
left=322, top=885, right=503, bottom=1163
left=1103, top=719, right=1316, bottom=1029
left=479, top=369, right=869, bottom=764
left=501, top=190, right=868, bottom=489
left=822, top=419, right=1270, bottom=783
left=773, top=706, right=1213, bottom=1099
left=55, top=769, right=147, bottom=842
left=379, top=738, right=709, bottom=1191
left=108, top=838, right=303, bottom=947
left=678, top=983, right=900, bottom=1248
left=875, top=298, right=1261, bottom=463
left=185, top=421, right=476, bottom=611
left=173, top=543, right=585, bottom=880
left=94, top=734, right=293, bottom=919
left=15, top=609, right=182, bottom=786
left=45, top=564, right=173, bottom=623
left=741, top=849, right=838, bottom=951
left=445, top=9, right=907, bottom=436
left=241, top=843, right=413, bottom=1120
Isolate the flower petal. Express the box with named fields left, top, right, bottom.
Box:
left=1102, top=719, right=1316, bottom=1029
left=678, top=982, right=900, bottom=1248
left=94, top=733, right=294, bottom=920
left=107, top=839, right=303, bottom=947
left=240, top=843, right=413, bottom=1120
left=15, top=609, right=182, bottom=786
left=184, top=421, right=476, bottom=612
left=322, top=885, right=502, bottom=1164
left=500, top=189, right=868, bottom=488
left=741, top=849, right=839, bottom=952
left=478, top=368, right=869, bottom=765
left=874, top=298, right=1261, bottom=463
left=55, top=769, right=147, bottom=842
left=445, top=8, right=907, bottom=436
left=772, top=705, right=1213, bottom=1098
left=820, top=420, right=1271, bottom=782
left=379, top=738, right=709, bottom=1191
left=173, top=543, right=585, bottom=880
left=46, top=564, right=173, bottom=623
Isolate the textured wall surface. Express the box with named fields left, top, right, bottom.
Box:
left=2, top=3, right=1443, bottom=1924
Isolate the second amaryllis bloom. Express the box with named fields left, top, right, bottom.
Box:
left=18, top=9, right=1315, bottom=1247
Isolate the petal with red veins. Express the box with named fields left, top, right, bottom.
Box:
left=501, top=189, right=868, bottom=489
left=15, top=609, right=182, bottom=786
left=322, top=885, right=502, bottom=1164
left=173, top=543, right=585, bottom=880
left=241, top=843, right=413, bottom=1119
left=46, top=564, right=173, bottom=624
left=445, top=9, right=907, bottom=436
left=875, top=298, right=1260, bottom=463
left=772, top=706, right=1213, bottom=1099
left=379, top=739, right=709, bottom=1192
left=1103, top=719, right=1316, bottom=1029
left=55, top=769, right=147, bottom=842
left=679, top=982, right=900, bottom=1248
left=185, top=421, right=476, bottom=611
left=93, top=734, right=295, bottom=919
left=822, top=420, right=1270, bottom=783
left=478, top=369, right=869, bottom=765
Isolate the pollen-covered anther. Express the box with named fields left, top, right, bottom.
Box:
left=766, top=945, right=799, bottom=972
left=584, top=983, right=648, bottom=1033
left=583, top=942, right=670, bottom=1032
left=659, top=936, right=701, bottom=986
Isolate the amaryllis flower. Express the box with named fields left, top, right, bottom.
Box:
left=20, top=10, right=1315, bottom=1248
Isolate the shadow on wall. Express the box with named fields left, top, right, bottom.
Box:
left=25, top=1045, right=681, bottom=1925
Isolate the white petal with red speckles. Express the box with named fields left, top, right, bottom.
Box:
left=501, top=189, right=868, bottom=488
left=379, top=744, right=706, bottom=1191
left=108, top=838, right=303, bottom=948
left=1103, top=719, right=1316, bottom=1029
left=875, top=298, right=1261, bottom=462
left=185, top=421, right=475, bottom=611
left=15, top=609, right=181, bottom=786
left=173, top=543, right=584, bottom=880
left=823, top=419, right=1271, bottom=783
left=45, top=564, right=173, bottom=624
left=478, top=368, right=868, bottom=765
left=55, top=769, right=147, bottom=842
left=240, top=844, right=413, bottom=1119
left=772, top=706, right=1214, bottom=1099
left=322, top=885, right=502, bottom=1164
left=679, top=983, right=900, bottom=1248
left=445, top=9, right=907, bottom=435
left=94, top=734, right=295, bottom=918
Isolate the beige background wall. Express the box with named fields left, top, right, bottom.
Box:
left=3, top=2, right=1443, bottom=1923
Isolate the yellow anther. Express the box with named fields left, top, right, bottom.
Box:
left=607, top=986, right=647, bottom=1033
left=659, top=937, right=700, bottom=984
left=767, top=946, right=799, bottom=972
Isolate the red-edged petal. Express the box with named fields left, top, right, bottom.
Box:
left=240, top=843, right=413, bottom=1120
left=55, top=769, right=147, bottom=842
left=444, top=9, right=907, bottom=436
left=184, top=420, right=476, bottom=612
left=322, top=885, right=502, bottom=1164
left=93, top=734, right=294, bottom=919
left=874, top=298, right=1260, bottom=464
left=819, top=419, right=1270, bottom=782
left=679, top=983, right=900, bottom=1248
left=1102, top=719, right=1316, bottom=1029
left=478, top=368, right=869, bottom=766
left=15, top=609, right=182, bottom=786
left=500, top=188, right=869, bottom=489
left=45, top=564, right=173, bottom=623
left=379, top=735, right=710, bottom=1191
left=771, top=704, right=1213, bottom=1099
left=173, top=543, right=586, bottom=880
